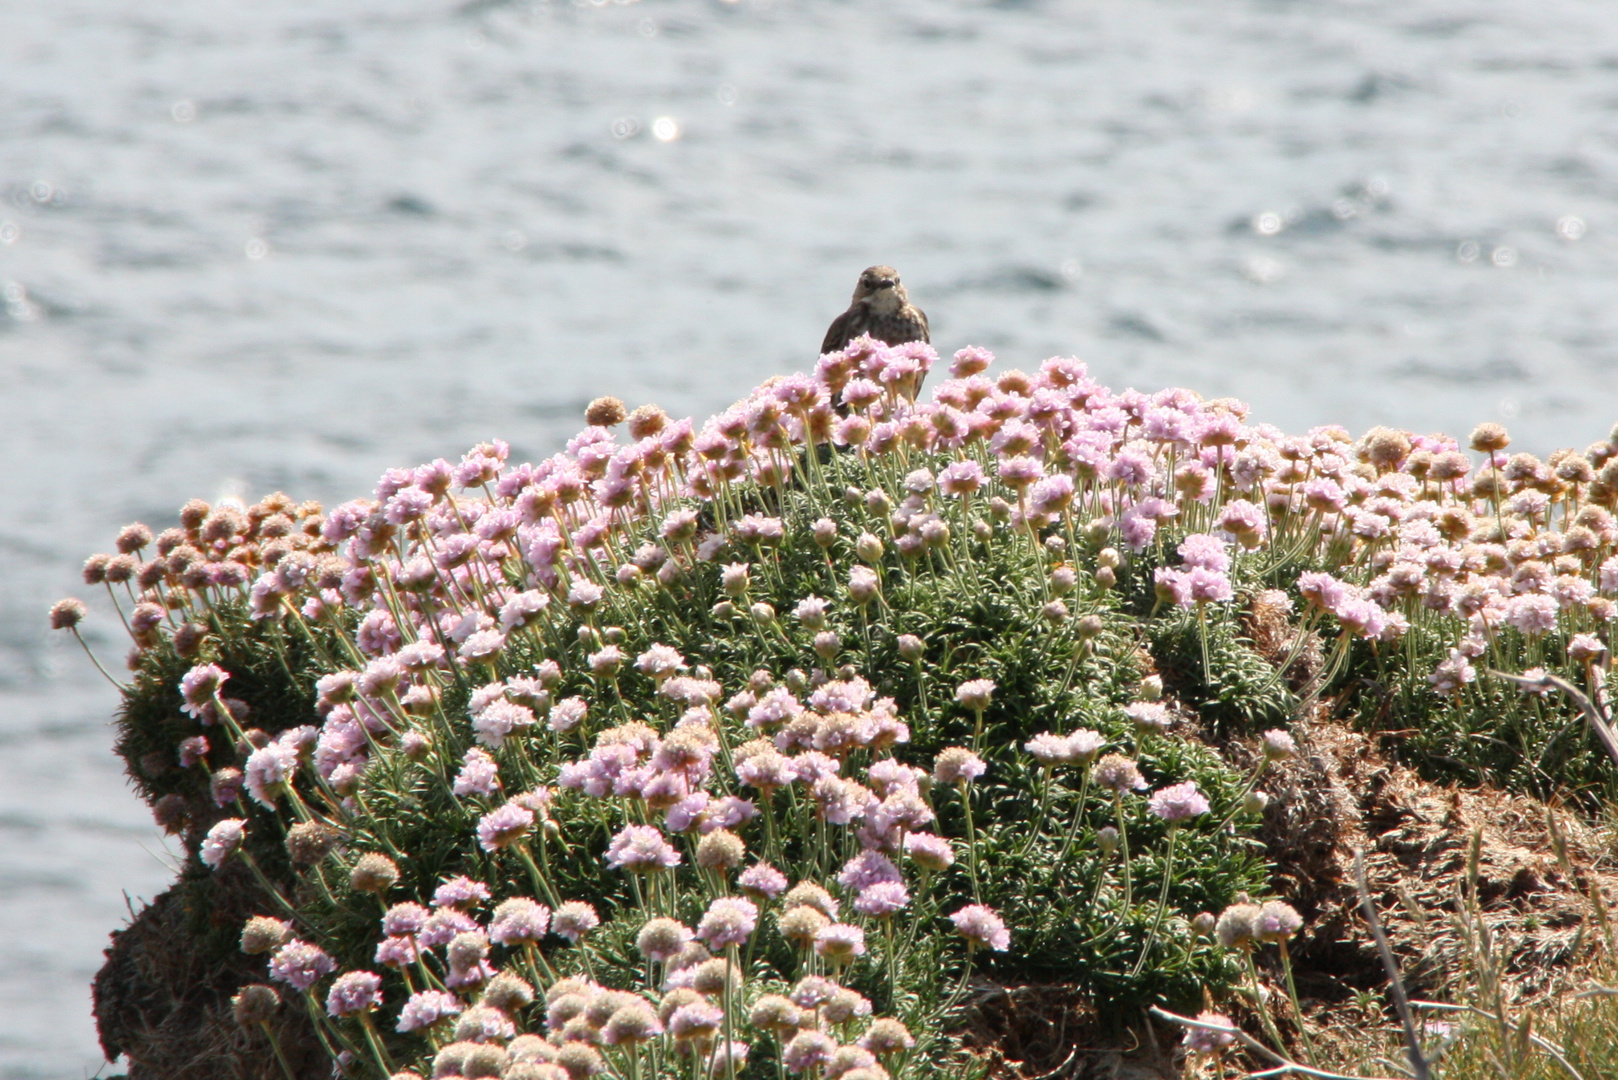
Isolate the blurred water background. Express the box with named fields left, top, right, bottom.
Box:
left=4, top=0, right=1618, bottom=1074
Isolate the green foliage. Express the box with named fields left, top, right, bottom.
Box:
left=77, top=369, right=1618, bottom=1078
left=1329, top=629, right=1615, bottom=806
left=1145, top=604, right=1294, bottom=736
left=112, top=467, right=1284, bottom=1077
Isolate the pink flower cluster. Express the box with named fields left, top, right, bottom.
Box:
left=68, top=336, right=1618, bottom=849
left=60, top=333, right=1618, bottom=1076
left=362, top=879, right=604, bottom=1028
left=1154, top=533, right=1235, bottom=609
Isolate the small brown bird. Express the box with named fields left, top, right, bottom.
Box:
left=820, top=265, right=929, bottom=355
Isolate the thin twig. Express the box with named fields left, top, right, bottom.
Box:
left=1409, top=1000, right=1586, bottom=1080
left=1354, top=849, right=1430, bottom=1080
left=1147, top=1007, right=1402, bottom=1080
left=1490, top=669, right=1618, bottom=771
left=1026, top=1046, right=1080, bottom=1080
left=1249, top=1068, right=1389, bottom=1080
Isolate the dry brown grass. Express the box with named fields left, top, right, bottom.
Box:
left=1264, top=718, right=1617, bottom=1012
left=94, top=867, right=327, bottom=1080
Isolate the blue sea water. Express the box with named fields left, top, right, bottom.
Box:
left=3, top=0, right=1617, bottom=1074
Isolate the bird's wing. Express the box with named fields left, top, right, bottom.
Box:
left=821, top=308, right=860, bottom=355
left=915, top=305, right=930, bottom=343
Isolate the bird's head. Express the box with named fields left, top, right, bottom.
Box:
left=852, top=265, right=907, bottom=309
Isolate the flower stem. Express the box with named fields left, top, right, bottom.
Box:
left=722, top=944, right=740, bottom=1080
left=1279, top=938, right=1318, bottom=1066
left=359, top=1012, right=396, bottom=1076
left=960, top=781, right=983, bottom=905
left=299, top=990, right=351, bottom=1065
left=1017, top=765, right=1054, bottom=858
left=70, top=628, right=125, bottom=690
left=1198, top=605, right=1213, bottom=690
left=1050, top=768, right=1093, bottom=881
left=1129, top=825, right=1178, bottom=977
left=515, top=839, right=562, bottom=908
left=940, top=942, right=977, bottom=1015
left=883, top=918, right=900, bottom=1004
left=1114, top=791, right=1133, bottom=915
left=762, top=797, right=782, bottom=865
left=525, top=941, right=556, bottom=985
left=258, top=1021, right=299, bottom=1080
left=1213, top=760, right=1269, bottom=834
left=1242, top=949, right=1290, bottom=1055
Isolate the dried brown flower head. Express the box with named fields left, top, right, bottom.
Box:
left=1469, top=422, right=1510, bottom=453
left=585, top=396, right=627, bottom=427
left=626, top=403, right=668, bottom=439
left=285, top=821, right=339, bottom=865
left=349, top=852, right=400, bottom=894
left=231, top=984, right=279, bottom=1026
